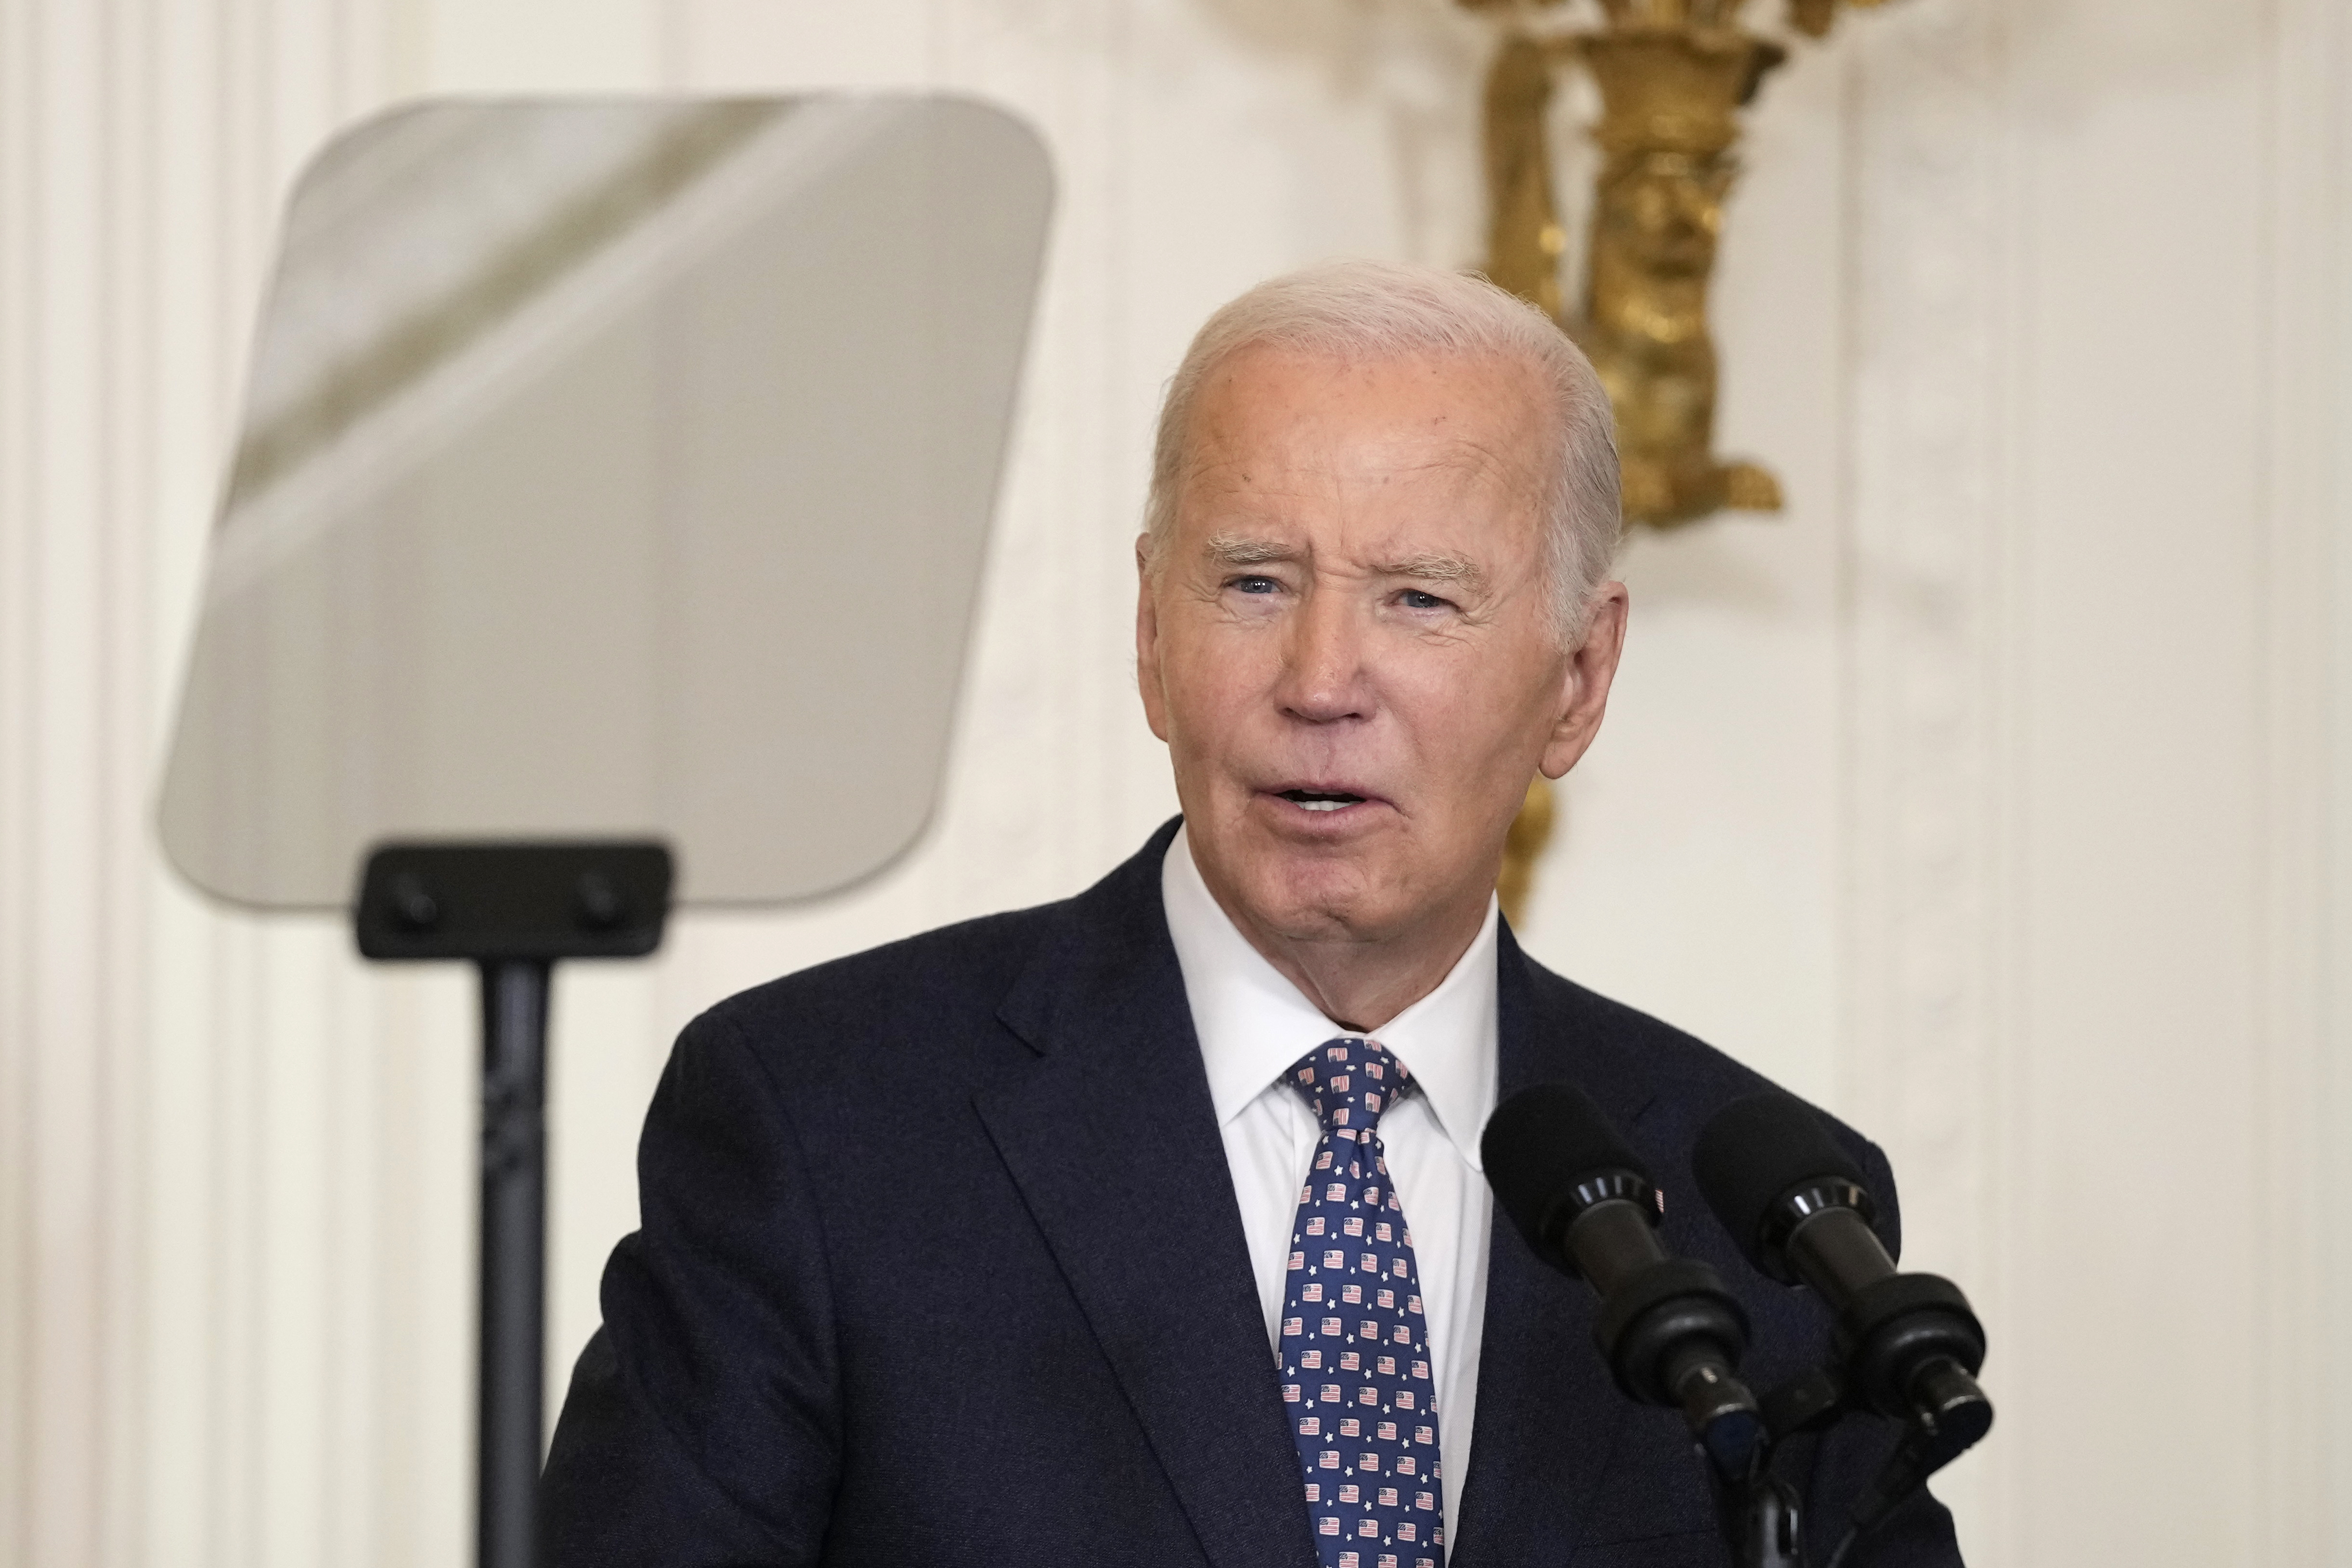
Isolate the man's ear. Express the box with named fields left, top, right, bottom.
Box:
left=1135, top=533, right=1171, bottom=742
left=1538, top=581, right=1628, bottom=780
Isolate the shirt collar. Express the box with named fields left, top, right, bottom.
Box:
left=1160, top=822, right=1500, bottom=1172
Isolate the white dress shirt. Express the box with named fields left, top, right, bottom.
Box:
left=1160, top=825, right=1497, bottom=1550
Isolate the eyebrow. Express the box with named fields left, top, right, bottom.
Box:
left=1202, top=536, right=1490, bottom=593
left=1376, top=551, right=1486, bottom=591
left=1203, top=534, right=1297, bottom=567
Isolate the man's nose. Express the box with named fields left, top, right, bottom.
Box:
left=1278, top=586, right=1371, bottom=724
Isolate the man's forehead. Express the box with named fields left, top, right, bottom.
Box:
left=1181, top=346, right=1550, bottom=490
left=1180, top=439, right=1544, bottom=557
left=1175, top=457, right=1532, bottom=559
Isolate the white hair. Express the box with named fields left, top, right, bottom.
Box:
left=1143, top=258, right=1622, bottom=642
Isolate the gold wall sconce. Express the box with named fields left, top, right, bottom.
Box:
left=1464, top=0, right=1885, bottom=528
left=1474, top=0, right=1889, bottom=924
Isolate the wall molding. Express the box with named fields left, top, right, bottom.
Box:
left=2254, top=0, right=2347, bottom=1556
left=1839, top=0, right=2012, bottom=1552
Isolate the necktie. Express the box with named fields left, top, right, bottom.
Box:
left=1278, top=1037, right=1445, bottom=1568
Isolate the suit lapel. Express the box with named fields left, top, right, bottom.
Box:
left=1451, top=927, right=1659, bottom=1567
left=975, top=823, right=1317, bottom=1568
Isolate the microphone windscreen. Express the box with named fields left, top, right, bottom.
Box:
left=1481, top=1083, right=1651, bottom=1259
left=1692, top=1092, right=1865, bottom=1274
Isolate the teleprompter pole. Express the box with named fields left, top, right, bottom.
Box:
left=355, top=842, right=671, bottom=1568
left=478, top=958, right=552, bottom=1568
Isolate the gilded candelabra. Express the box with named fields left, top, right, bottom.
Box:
left=1474, top=0, right=1889, bottom=921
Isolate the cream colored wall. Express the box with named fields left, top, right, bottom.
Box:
left=1, top=1, right=2346, bottom=1564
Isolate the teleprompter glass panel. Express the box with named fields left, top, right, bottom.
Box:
left=158, top=96, right=1053, bottom=908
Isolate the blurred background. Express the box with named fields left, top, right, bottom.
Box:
left=1, top=0, right=2347, bottom=1564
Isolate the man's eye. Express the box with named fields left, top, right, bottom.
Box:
left=1232, top=575, right=1282, bottom=595
left=1399, top=589, right=1450, bottom=611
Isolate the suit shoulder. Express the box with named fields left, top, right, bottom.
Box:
left=1520, top=960, right=1890, bottom=1192
left=683, top=898, right=1066, bottom=1079
left=1524, top=959, right=1891, bottom=1142
left=1526, top=959, right=1783, bottom=1107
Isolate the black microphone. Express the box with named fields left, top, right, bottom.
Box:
left=1482, top=1083, right=1762, bottom=1480
left=1692, top=1092, right=1993, bottom=1473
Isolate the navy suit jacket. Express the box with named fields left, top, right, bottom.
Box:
left=542, top=821, right=1963, bottom=1566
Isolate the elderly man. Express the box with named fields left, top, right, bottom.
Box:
left=540, top=261, right=1962, bottom=1567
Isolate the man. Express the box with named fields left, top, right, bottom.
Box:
left=540, top=260, right=1963, bottom=1566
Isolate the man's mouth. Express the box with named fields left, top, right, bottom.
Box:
left=1277, top=789, right=1368, bottom=813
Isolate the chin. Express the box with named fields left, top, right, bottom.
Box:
left=1233, top=851, right=1405, bottom=941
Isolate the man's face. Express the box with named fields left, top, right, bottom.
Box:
left=1137, top=344, right=1624, bottom=950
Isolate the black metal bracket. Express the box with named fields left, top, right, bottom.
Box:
left=356, top=841, right=671, bottom=961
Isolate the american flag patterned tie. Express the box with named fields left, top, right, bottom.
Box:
left=1278, top=1037, right=1445, bottom=1568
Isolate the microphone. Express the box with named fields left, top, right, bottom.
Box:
left=1692, top=1092, right=1992, bottom=1472
left=1482, top=1083, right=1763, bottom=1479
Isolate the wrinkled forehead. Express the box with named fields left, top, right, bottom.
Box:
left=1174, top=345, right=1558, bottom=528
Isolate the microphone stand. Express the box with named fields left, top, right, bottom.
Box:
left=1706, top=1354, right=1990, bottom=1568
left=1714, top=1462, right=1803, bottom=1568
left=1687, top=1375, right=1803, bottom=1568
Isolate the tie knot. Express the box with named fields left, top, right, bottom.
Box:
left=1285, top=1037, right=1412, bottom=1141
